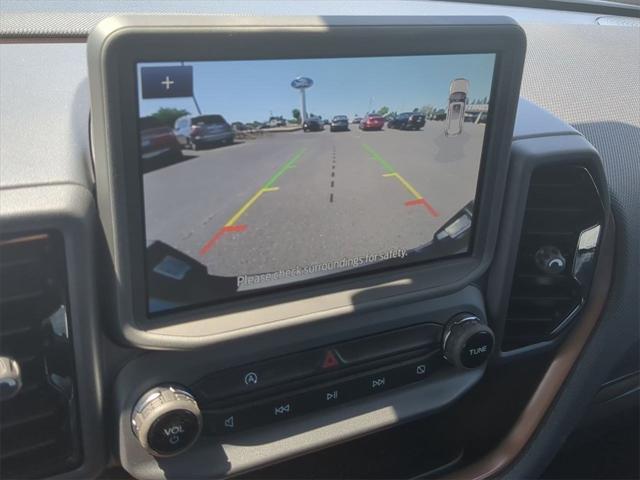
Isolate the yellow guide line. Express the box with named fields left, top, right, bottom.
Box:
left=224, top=187, right=279, bottom=227
left=383, top=172, right=422, bottom=200
left=222, top=148, right=304, bottom=227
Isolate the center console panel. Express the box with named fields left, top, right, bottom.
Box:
left=115, top=287, right=487, bottom=477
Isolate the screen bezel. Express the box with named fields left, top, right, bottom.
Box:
left=88, top=16, right=526, bottom=348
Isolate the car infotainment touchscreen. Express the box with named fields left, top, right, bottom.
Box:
left=137, top=54, right=496, bottom=315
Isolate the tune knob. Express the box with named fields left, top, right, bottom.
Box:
left=131, top=384, right=202, bottom=457
left=442, top=314, right=495, bottom=369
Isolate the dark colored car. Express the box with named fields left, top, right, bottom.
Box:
left=303, top=117, right=324, bottom=132
left=231, top=122, right=248, bottom=131
left=330, top=115, right=349, bottom=132
left=359, top=114, right=385, bottom=131
left=139, top=116, right=183, bottom=167
left=174, top=114, right=235, bottom=150
left=387, top=112, right=426, bottom=130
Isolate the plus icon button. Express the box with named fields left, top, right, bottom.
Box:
left=141, top=66, right=193, bottom=99
left=161, top=76, right=175, bottom=90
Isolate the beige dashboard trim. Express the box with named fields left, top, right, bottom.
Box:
left=0, top=37, right=86, bottom=44
left=446, top=216, right=615, bottom=480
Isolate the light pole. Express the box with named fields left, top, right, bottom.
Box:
left=291, top=77, right=314, bottom=122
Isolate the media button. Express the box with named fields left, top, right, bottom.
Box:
left=223, top=415, right=235, bottom=429
left=203, top=407, right=259, bottom=435
left=323, top=389, right=340, bottom=402
left=351, top=371, right=397, bottom=397
left=296, top=380, right=352, bottom=413
left=370, top=375, right=388, bottom=390
left=254, top=396, right=300, bottom=424
left=273, top=402, right=292, bottom=416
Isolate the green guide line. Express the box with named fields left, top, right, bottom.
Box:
left=362, top=143, right=395, bottom=173
left=263, top=148, right=305, bottom=189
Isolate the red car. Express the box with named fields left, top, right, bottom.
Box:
left=359, top=114, right=385, bottom=131
left=139, top=116, right=183, bottom=170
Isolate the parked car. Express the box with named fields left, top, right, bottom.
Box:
left=330, top=115, right=349, bottom=132
left=139, top=116, right=183, bottom=166
left=445, top=78, right=469, bottom=136
left=387, top=112, right=426, bottom=130
left=359, top=114, right=385, bottom=131
left=352, top=116, right=362, bottom=124
left=267, top=116, right=287, bottom=127
left=231, top=122, right=248, bottom=131
left=174, top=114, right=235, bottom=150
left=303, top=117, right=324, bottom=132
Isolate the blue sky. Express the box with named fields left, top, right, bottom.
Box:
left=138, top=54, right=495, bottom=123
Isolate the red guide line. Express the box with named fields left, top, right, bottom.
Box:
left=421, top=199, right=440, bottom=217
left=199, top=224, right=247, bottom=256
left=404, top=198, right=440, bottom=218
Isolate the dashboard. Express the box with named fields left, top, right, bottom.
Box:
left=0, top=2, right=638, bottom=480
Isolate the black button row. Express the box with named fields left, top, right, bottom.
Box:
left=192, top=323, right=442, bottom=403
left=203, top=353, right=442, bottom=436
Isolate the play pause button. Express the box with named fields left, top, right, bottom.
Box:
left=324, top=390, right=339, bottom=402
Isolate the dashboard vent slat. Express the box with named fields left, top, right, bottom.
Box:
left=0, top=232, right=82, bottom=478
left=502, top=165, right=604, bottom=351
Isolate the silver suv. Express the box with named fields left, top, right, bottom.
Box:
left=174, top=114, right=235, bottom=150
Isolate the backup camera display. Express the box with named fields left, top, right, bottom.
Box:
left=136, top=54, right=495, bottom=315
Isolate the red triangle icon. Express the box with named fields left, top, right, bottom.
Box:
left=322, top=350, right=340, bottom=369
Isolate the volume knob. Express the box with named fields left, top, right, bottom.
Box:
left=131, top=384, right=202, bottom=457
left=442, top=314, right=494, bottom=369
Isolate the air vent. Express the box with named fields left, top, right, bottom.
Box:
left=503, top=165, right=604, bottom=351
left=0, top=232, right=82, bottom=478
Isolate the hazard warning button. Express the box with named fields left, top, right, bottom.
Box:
left=321, top=350, right=341, bottom=369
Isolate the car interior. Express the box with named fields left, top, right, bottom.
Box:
left=0, top=1, right=638, bottom=480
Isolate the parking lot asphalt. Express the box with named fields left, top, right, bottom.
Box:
left=143, top=121, right=485, bottom=277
